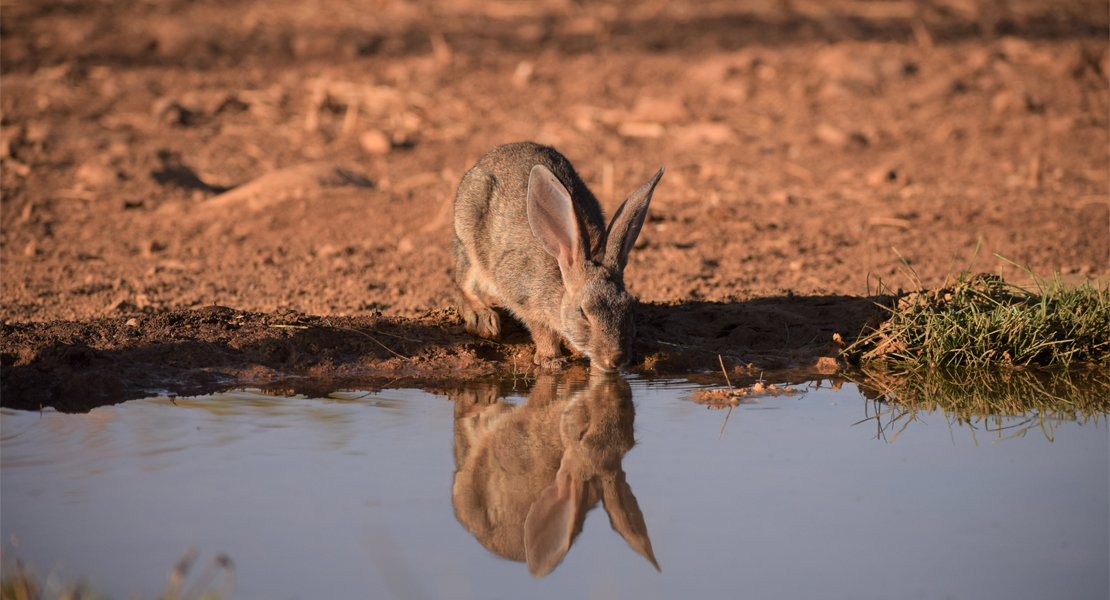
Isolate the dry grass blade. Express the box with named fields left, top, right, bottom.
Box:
left=270, top=323, right=409, bottom=359
left=718, top=354, right=733, bottom=440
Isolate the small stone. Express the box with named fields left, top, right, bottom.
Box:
left=672, top=122, right=736, bottom=146
left=0, top=125, right=20, bottom=159
left=933, top=122, right=956, bottom=142
left=316, top=243, right=343, bottom=257
left=360, top=129, right=392, bottom=155
left=866, top=167, right=898, bottom=187
left=125, top=318, right=139, bottom=327
left=6, top=160, right=31, bottom=177
left=512, top=60, right=534, bottom=88
left=630, top=97, right=688, bottom=123
left=991, top=90, right=1013, bottom=113
left=814, top=123, right=849, bottom=147
left=142, top=240, right=165, bottom=257
left=618, top=122, right=665, bottom=138
left=75, top=163, right=119, bottom=188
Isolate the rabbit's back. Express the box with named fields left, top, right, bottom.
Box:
left=453, top=143, right=607, bottom=307
left=457, top=142, right=606, bottom=244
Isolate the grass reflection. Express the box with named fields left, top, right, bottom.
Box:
left=1, top=546, right=233, bottom=600
left=849, top=367, right=1108, bottom=443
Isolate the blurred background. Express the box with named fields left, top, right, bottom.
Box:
left=1, top=0, right=1107, bottom=322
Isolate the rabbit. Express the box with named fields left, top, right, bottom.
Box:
left=451, top=373, right=659, bottom=577
left=453, top=142, right=664, bottom=372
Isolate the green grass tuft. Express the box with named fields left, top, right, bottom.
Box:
left=846, top=268, right=1109, bottom=369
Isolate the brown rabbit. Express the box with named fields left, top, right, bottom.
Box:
left=453, top=142, right=664, bottom=371
left=452, top=373, right=659, bottom=577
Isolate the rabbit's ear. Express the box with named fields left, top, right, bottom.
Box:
left=604, top=166, right=664, bottom=271
left=524, top=448, right=584, bottom=577
left=601, top=472, right=661, bottom=572
left=528, top=165, right=587, bottom=286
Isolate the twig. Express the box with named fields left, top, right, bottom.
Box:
left=718, top=355, right=733, bottom=391
left=718, top=354, right=733, bottom=440
left=657, top=340, right=746, bottom=364
left=335, top=326, right=410, bottom=360
left=718, top=405, right=733, bottom=441
left=269, top=323, right=409, bottom=359
left=366, top=328, right=422, bottom=342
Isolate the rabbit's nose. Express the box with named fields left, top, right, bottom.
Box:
left=592, top=352, right=627, bottom=373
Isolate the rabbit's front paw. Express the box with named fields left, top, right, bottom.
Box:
left=462, top=306, right=501, bottom=340
left=535, top=356, right=567, bottom=371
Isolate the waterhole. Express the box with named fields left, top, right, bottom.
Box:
left=2, top=375, right=1106, bottom=599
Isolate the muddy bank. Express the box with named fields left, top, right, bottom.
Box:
left=3, top=1, right=1107, bottom=326
left=0, top=294, right=878, bottom=412
left=1, top=1, right=1106, bottom=411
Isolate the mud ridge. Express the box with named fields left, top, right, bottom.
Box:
left=0, top=295, right=881, bottom=412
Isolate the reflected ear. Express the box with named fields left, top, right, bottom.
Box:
left=524, top=448, right=583, bottom=577
left=601, top=472, right=660, bottom=572
left=528, top=165, right=586, bottom=288
left=604, top=166, right=664, bottom=271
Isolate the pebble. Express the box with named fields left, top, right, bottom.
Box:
left=360, top=129, right=392, bottom=155
left=618, top=122, right=665, bottom=138
left=814, top=123, right=849, bottom=147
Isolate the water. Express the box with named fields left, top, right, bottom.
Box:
left=2, top=375, right=1107, bottom=600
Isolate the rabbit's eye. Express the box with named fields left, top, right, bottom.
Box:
left=578, top=307, right=589, bottom=322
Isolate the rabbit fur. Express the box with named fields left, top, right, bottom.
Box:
left=453, top=142, right=664, bottom=371
left=452, top=373, right=658, bottom=577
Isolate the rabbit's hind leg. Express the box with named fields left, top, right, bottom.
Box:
left=455, top=249, right=502, bottom=341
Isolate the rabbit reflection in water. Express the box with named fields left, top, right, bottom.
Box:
left=453, top=142, right=664, bottom=372
left=452, top=374, right=659, bottom=577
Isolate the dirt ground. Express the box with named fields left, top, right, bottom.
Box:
left=2, top=0, right=1107, bottom=410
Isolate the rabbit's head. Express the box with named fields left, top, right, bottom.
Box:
left=527, top=164, right=664, bottom=372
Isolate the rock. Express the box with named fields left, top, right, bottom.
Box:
left=814, top=123, right=849, bottom=147
left=360, top=129, right=392, bottom=155
left=866, top=167, right=899, bottom=187
left=7, top=160, right=31, bottom=177
left=618, top=122, right=665, bottom=138
left=0, top=125, right=21, bottom=159
left=75, top=163, right=119, bottom=188
left=671, top=122, right=736, bottom=147
left=991, top=89, right=1014, bottom=113
left=512, top=60, right=534, bottom=88
left=933, top=122, right=956, bottom=142
left=201, top=163, right=373, bottom=212
left=629, top=97, right=688, bottom=123
left=152, top=97, right=193, bottom=126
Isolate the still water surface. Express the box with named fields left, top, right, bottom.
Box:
left=2, top=376, right=1107, bottom=599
